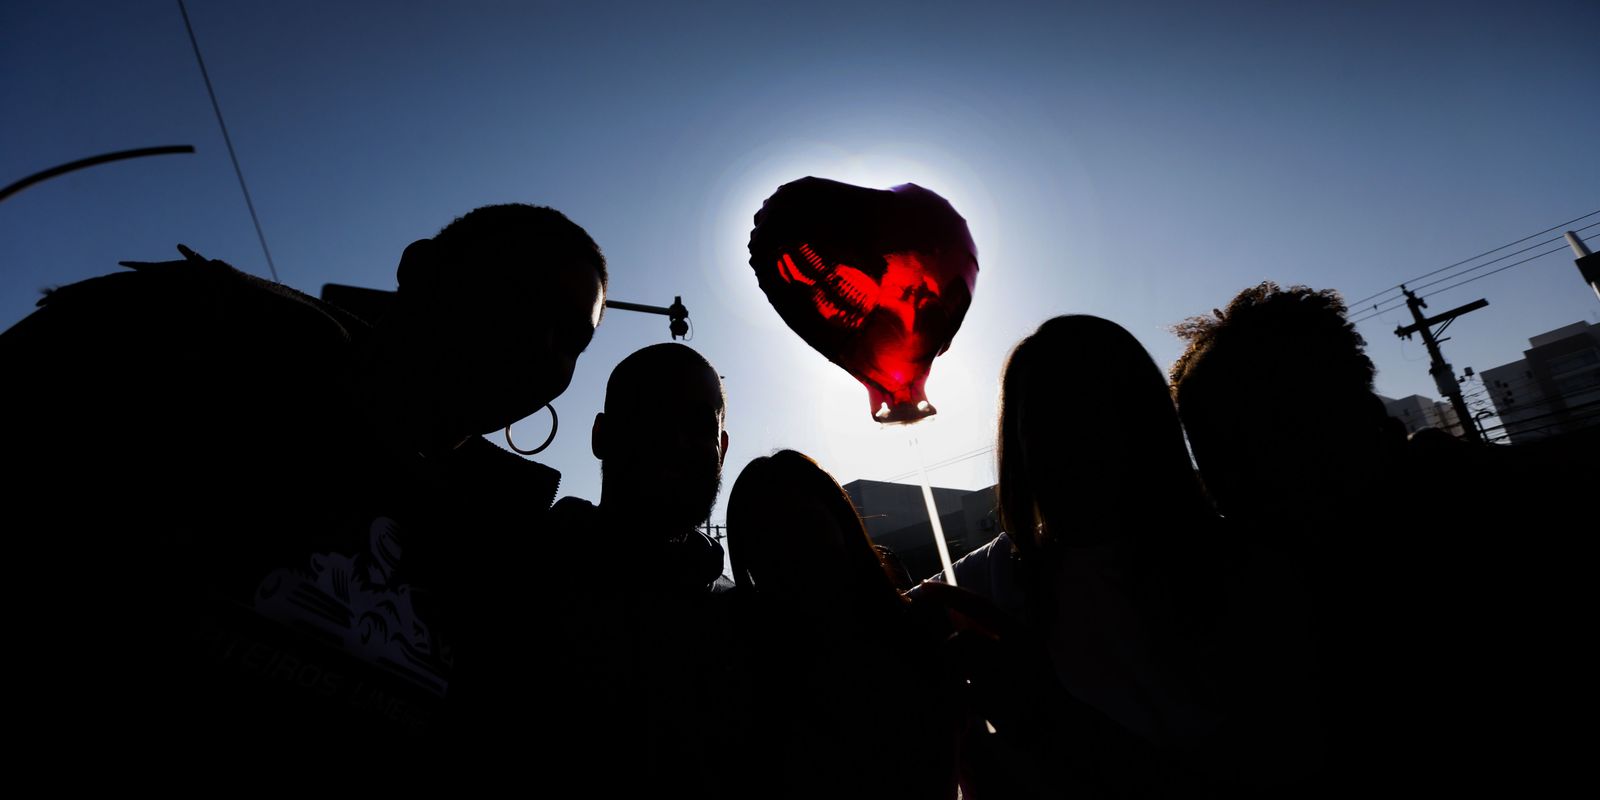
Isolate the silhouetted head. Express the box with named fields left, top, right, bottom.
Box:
left=593, top=343, right=729, bottom=531
left=1170, top=282, right=1395, bottom=519
left=391, top=203, right=607, bottom=448
left=996, top=315, right=1204, bottom=558
left=727, top=450, right=903, bottom=615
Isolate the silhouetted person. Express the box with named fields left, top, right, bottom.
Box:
left=543, top=342, right=736, bottom=796
left=1, top=204, right=606, bottom=769
left=727, top=449, right=961, bottom=800
left=1169, top=283, right=1404, bottom=525
left=925, top=315, right=1233, bottom=795
left=1169, top=282, right=1489, bottom=793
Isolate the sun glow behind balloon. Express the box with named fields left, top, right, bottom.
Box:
left=701, top=142, right=1005, bottom=499
left=749, top=177, right=978, bottom=423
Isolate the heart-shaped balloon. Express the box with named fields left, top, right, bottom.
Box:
left=749, top=177, right=979, bottom=423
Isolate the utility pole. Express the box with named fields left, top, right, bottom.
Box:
left=1566, top=231, right=1600, bottom=302
left=1394, top=285, right=1486, bottom=443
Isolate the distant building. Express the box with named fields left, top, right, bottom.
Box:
left=1380, top=393, right=1463, bottom=437
left=1482, top=321, right=1600, bottom=443
left=841, top=479, right=997, bottom=583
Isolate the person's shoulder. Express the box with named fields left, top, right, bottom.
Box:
left=442, top=437, right=563, bottom=510
left=952, top=531, right=1031, bottom=613
left=955, top=531, right=1011, bottom=574
left=187, top=255, right=368, bottom=348
left=17, top=250, right=366, bottom=355
left=549, top=496, right=600, bottom=530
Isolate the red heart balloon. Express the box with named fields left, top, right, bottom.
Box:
left=749, top=177, right=979, bottom=423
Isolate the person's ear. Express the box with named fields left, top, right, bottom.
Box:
left=592, top=412, right=608, bottom=460
left=396, top=238, right=439, bottom=291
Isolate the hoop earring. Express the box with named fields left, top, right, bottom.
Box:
left=506, top=403, right=558, bottom=455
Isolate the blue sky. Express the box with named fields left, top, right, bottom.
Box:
left=4, top=0, right=1597, bottom=519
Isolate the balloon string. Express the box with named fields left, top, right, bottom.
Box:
left=909, top=432, right=958, bottom=587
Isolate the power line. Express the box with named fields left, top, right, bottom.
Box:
left=1478, top=398, right=1600, bottom=437
left=881, top=446, right=993, bottom=483
left=1421, top=243, right=1575, bottom=301
left=1350, top=296, right=1411, bottom=325
left=1350, top=243, right=1585, bottom=325
left=1505, top=405, right=1600, bottom=434
left=1410, top=222, right=1600, bottom=296
left=1350, top=229, right=1598, bottom=325
left=1485, top=390, right=1600, bottom=417
left=1478, top=380, right=1593, bottom=419
left=1348, top=208, right=1600, bottom=308
left=1488, top=391, right=1600, bottom=419
left=177, top=0, right=278, bottom=283
left=878, top=445, right=994, bottom=484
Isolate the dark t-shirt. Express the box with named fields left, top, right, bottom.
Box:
left=2, top=256, right=558, bottom=770
left=538, top=497, right=740, bottom=795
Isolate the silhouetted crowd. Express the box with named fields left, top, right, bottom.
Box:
left=2, top=203, right=1590, bottom=795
